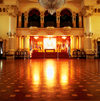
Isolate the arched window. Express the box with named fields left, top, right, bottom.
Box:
left=60, top=9, right=72, bottom=27
left=44, top=10, right=56, bottom=27
left=28, top=9, right=40, bottom=27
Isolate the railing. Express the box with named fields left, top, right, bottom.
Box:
left=16, top=27, right=84, bottom=36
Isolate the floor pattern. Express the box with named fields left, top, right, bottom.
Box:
left=0, top=59, right=100, bottom=101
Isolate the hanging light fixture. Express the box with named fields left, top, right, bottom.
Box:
left=38, top=0, right=65, bottom=15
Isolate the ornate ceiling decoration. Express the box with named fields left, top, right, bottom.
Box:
left=38, top=0, right=65, bottom=15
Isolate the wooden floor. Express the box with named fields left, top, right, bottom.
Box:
left=0, top=59, right=100, bottom=101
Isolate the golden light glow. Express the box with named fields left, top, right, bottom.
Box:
left=32, top=67, right=40, bottom=85
left=62, top=36, right=66, bottom=39
left=34, top=36, right=39, bottom=40
left=60, top=63, right=69, bottom=86
left=44, top=60, right=56, bottom=87
left=76, top=37, right=79, bottom=49
left=43, top=38, right=56, bottom=49
left=0, top=61, right=3, bottom=71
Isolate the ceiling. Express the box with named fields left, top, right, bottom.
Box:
left=19, top=0, right=83, bottom=4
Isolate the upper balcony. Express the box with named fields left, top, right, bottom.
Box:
left=16, top=27, right=84, bottom=36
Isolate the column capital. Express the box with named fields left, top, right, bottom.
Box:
left=79, top=12, right=83, bottom=16
left=72, top=12, right=76, bottom=17
left=84, top=32, right=93, bottom=37
left=82, top=6, right=94, bottom=17
left=7, top=5, right=18, bottom=17
left=24, top=11, right=28, bottom=16
left=56, top=11, right=60, bottom=16
left=7, top=32, right=16, bottom=38
left=18, top=11, right=22, bottom=16
left=40, top=11, right=44, bottom=17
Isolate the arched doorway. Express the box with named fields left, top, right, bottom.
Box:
left=28, top=9, right=40, bottom=27
left=60, top=9, right=72, bottom=27
left=44, top=10, right=56, bottom=27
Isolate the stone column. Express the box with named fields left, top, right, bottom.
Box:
left=19, top=36, right=22, bottom=50
left=25, top=36, right=30, bottom=50
left=79, top=36, right=82, bottom=50
left=56, top=11, right=60, bottom=28
left=7, top=32, right=16, bottom=55
left=21, top=36, right=24, bottom=50
left=72, top=12, right=76, bottom=28
left=40, top=11, right=44, bottom=28
left=83, top=8, right=94, bottom=55
left=16, top=36, right=19, bottom=50
left=76, top=36, right=79, bottom=49
left=79, top=13, right=82, bottom=28
left=24, top=12, right=28, bottom=28
left=73, top=36, right=77, bottom=50
left=18, top=12, right=22, bottom=28
left=84, top=33, right=93, bottom=54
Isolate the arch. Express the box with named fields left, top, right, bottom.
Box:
left=44, top=10, right=56, bottom=27
left=60, top=8, right=73, bottom=27
left=28, top=8, right=40, bottom=27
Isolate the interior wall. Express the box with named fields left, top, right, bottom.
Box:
left=0, top=15, right=9, bottom=38
left=91, top=14, right=100, bottom=38
left=19, top=2, right=80, bottom=13
left=91, top=14, right=100, bottom=53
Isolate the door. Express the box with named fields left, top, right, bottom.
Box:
left=97, top=41, right=100, bottom=58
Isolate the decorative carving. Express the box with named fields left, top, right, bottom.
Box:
left=97, top=0, right=100, bottom=4
left=82, top=6, right=94, bottom=16
left=7, top=32, right=16, bottom=37
left=7, top=5, right=18, bottom=16
left=16, top=28, right=84, bottom=36
left=84, top=32, right=93, bottom=37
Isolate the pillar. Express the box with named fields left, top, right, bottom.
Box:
left=85, top=34, right=93, bottom=54
left=56, top=11, right=60, bottom=28
left=16, top=36, right=19, bottom=50
left=84, top=13, right=93, bottom=55
left=40, top=11, right=44, bottom=28
left=76, top=36, right=79, bottom=49
left=79, top=36, right=82, bottom=49
left=73, top=36, right=77, bottom=50
left=19, top=36, right=22, bottom=50
left=21, top=36, right=24, bottom=49
left=18, top=12, right=22, bottom=28
left=26, top=36, right=30, bottom=50
left=7, top=33, right=15, bottom=55
left=24, top=12, right=28, bottom=28
left=79, top=13, right=82, bottom=28
left=72, top=12, right=76, bottom=28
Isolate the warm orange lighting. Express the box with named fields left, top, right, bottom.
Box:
left=60, top=64, right=69, bottom=86
left=33, top=68, right=40, bottom=85
left=62, top=36, right=66, bottom=39
left=43, top=38, right=56, bottom=49
left=76, top=37, right=79, bottom=49
left=31, top=63, right=40, bottom=85
left=44, top=60, right=56, bottom=87
left=34, top=36, right=39, bottom=40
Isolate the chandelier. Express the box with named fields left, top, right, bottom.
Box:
left=38, top=0, right=65, bottom=15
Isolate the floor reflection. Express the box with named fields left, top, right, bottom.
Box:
left=0, top=59, right=100, bottom=101
left=44, top=60, right=56, bottom=87
left=0, top=60, right=3, bottom=72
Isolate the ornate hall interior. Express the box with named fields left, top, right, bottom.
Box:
left=0, top=0, right=100, bottom=101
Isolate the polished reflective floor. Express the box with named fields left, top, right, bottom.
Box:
left=0, top=59, right=100, bottom=101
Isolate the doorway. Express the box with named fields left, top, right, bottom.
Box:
left=97, top=41, right=100, bottom=58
